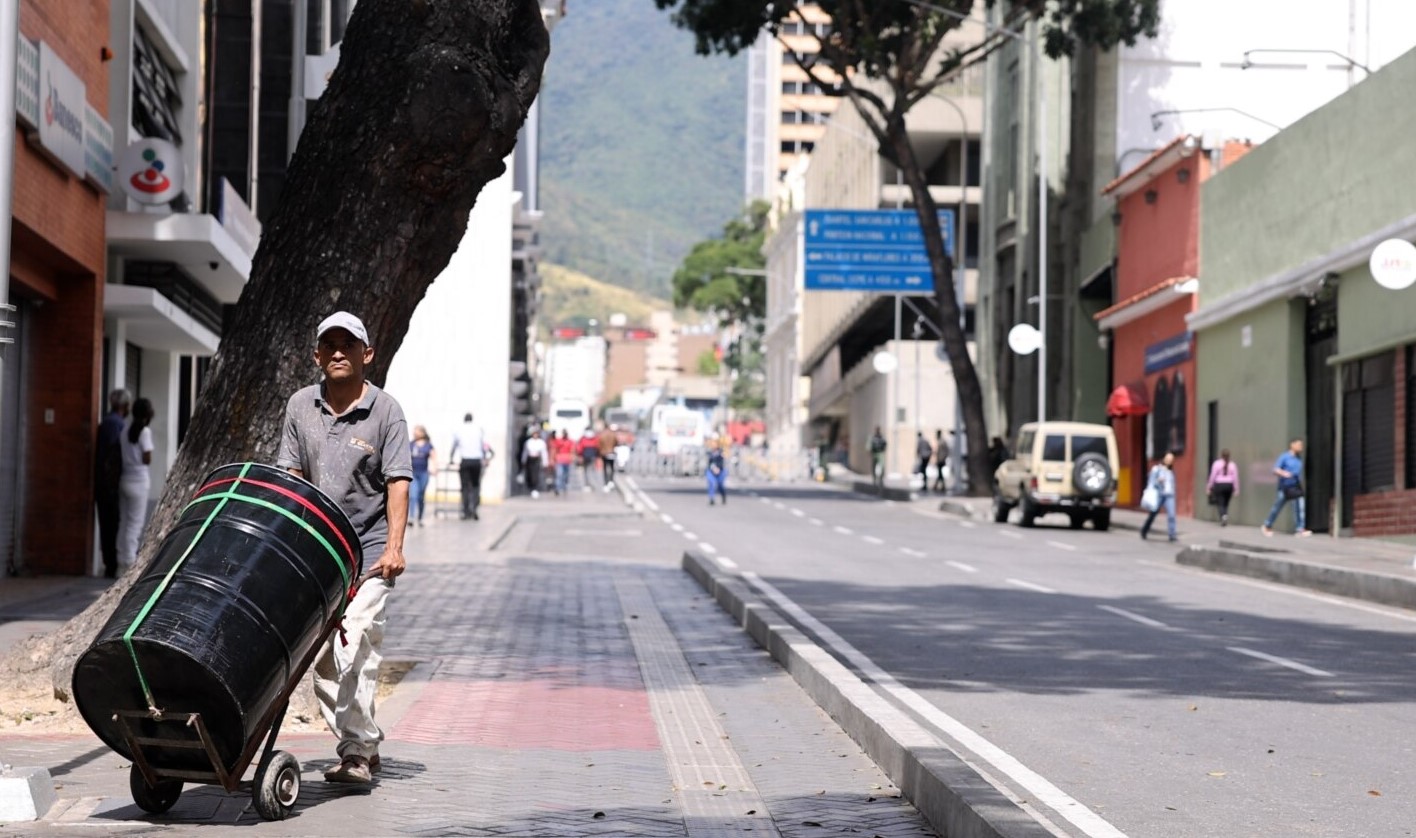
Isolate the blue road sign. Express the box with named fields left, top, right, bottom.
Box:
left=804, top=209, right=954, bottom=293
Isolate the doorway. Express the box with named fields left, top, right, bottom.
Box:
left=1305, top=285, right=1337, bottom=533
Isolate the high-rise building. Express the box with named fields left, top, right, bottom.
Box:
left=744, top=4, right=840, bottom=202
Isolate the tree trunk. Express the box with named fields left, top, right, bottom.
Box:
left=4, top=0, right=549, bottom=701
left=886, top=121, right=994, bottom=496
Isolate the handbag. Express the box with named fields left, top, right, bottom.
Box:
left=1140, top=484, right=1161, bottom=513
left=1282, top=482, right=1304, bottom=500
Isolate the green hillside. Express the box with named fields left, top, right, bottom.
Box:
left=539, top=0, right=746, bottom=298
left=539, top=262, right=670, bottom=334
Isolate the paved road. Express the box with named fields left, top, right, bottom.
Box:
left=625, top=475, right=1416, bottom=838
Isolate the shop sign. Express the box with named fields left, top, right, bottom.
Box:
left=1144, top=332, right=1191, bottom=375
left=38, top=43, right=87, bottom=177
left=118, top=138, right=184, bottom=205
left=1369, top=238, right=1416, bottom=290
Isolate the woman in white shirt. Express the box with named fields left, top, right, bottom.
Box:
left=117, top=397, right=155, bottom=571
left=520, top=427, right=547, bottom=498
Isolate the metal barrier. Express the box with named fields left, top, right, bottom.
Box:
left=621, top=442, right=815, bottom=483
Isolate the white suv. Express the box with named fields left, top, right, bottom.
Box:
left=993, top=421, right=1119, bottom=530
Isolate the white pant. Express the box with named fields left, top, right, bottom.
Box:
left=117, top=478, right=150, bottom=569
left=313, top=576, right=390, bottom=759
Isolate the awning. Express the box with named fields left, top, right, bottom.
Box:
left=1106, top=382, right=1150, bottom=417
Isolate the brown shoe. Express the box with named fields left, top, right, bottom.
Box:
left=369, top=754, right=381, bottom=774
left=324, top=755, right=372, bottom=784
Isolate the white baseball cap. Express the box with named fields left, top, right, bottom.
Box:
left=316, top=311, right=369, bottom=345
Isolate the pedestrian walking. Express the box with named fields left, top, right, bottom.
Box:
left=521, top=427, right=546, bottom=498
left=1261, top=438, right=1311, bottom=537
left=117, top=397, right=155, bottom=573
left=577, top=426, right=600, bottom=491
left=1140, top=452, right=1178, bottom=542
left=706, top=441, right=728, bottom=505
left=408, top=425, right=437, bottom=526
left=598, top=422, right=619, bottom=490
left=449, top=412, right=489, bottom=520
left=932, top=430, right=950, bottom=492
left=1206, top=448, right=1239, bottom=526
left=869, top=427, right=887, bottom=489
left=914, top=432, right=933, bottom=491
left=94, top=388, right=130, bottom=579
left=551, top=429, right=575, bottom=495
left=276, top=311, right=412, bottom=785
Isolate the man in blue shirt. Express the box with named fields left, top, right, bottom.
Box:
left=1262, top=438, right=1311, bottom=537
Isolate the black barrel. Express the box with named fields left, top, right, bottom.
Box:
left=74, top=463, right=362, bottom=773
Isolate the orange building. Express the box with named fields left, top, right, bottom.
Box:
left=1095, top=136, right=1250, bottom=513
left=3, top=1, right=113, bottom=574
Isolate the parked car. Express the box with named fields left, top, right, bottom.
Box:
left=993, top=421, right=1118, bottom=530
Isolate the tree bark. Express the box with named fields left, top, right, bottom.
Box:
left=885, top=119, right=994, bottom=496
left=4, top=0, right=549, bottom=701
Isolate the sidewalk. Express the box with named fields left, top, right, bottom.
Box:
left=936, top=494, right=1416, bottom=611
left=0, top=488, right=940, bottom=836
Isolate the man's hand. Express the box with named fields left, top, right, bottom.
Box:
left=370, top=545, right=406, bottom=580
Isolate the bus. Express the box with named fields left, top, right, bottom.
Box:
left=547, top=399, right=591, bottom=439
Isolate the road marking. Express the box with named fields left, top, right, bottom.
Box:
left=671, top=523, right=684, bottom=532
left=564, top=528, right=643, bottom=537
left=661, top=513, right=674, bottom=524
left=946, top=560, right=978, bottom=573
left=717, top=556, right=738, bottom=569
left=1097, top=605, right=1169, bottom=630
left=862, top=535, right=885, bottom=545
left=899, top=547, right=926, bottom=558
left=1227, top=646, right=1334, bottom=678
left=742, top=572, right=1129, bottom=838
left=638, top=492, right=660, bottom=512
left=684, top=532, right=698, bottom=541
left=808, top=517, right=823, bottom=526
left=773, top=502, right=786, bottom=510
left=959, top=521, right=977, bottom=529
left=759, top=497, right=771, bottom=505
left=699, top=542, right=717, bottom=554
left=884, top=500, right=897, bottom=506
left=998, top=530, right=1023, bottom=540
left=791, top=508, right=805, bottom=517
left=1007, top=578, right=1056, bottom=594
left=834, top=525, right=853, bottom=535
left=1046, top=540, right=1078, bottom=552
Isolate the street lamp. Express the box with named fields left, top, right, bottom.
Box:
left=1150, top=108, right=1280, bottom=132
left=1241, top=48, right=1371, bottom=74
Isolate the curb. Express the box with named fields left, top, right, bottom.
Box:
left=1178, top=544, right=1416, bottom=610
left=682, top=550, right=1056, bottom=838
left=851, top=481, right=918, bottom=502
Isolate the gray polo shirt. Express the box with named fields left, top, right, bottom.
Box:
left=276, top=382, right=413, bottom=554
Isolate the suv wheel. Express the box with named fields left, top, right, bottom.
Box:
left=1069, top=512, right=1086, bottom=529
left=992, top=493, right=1011, bottom=523
left=1019, top=493, right=1038, bottom=528
left=1072, top=453, right=1113, bottom=499
left=1093, top=508, right=1111, bottom=531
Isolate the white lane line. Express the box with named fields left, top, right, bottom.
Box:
left=759, top=497, right=771, bottom=505
left=1007, top=578, right=1057, bottom=594
left=946, top=560, right=978, bottom=573
left=742, top=572, right=1128, bottom=838
left=699, top=542, right=717, bottom=554
left=959, top=521, right=978, bottom=529
left=660, top=513, right=674, bottom=524
left=791, top=508, right=805, bottom=517
left=637, top=492, right=660, bottom=512
left=899, top=547, right=926, bottom=558
left=683, top=532, right=699, bottom=541
left=834, top=525, right=853, bottom=535
left=716, top=556, right=739, bottom=570
left=884, top=500, right=897, bottom=507
left=998, top=530, right=1023, bottom=540
left=862, top=535, right=885, bottom=545
left=1227, top=646, right=1334, bottom=678
left=1097, top=605, right=1170, bottom=630
left=671, top=523, right=684, bottom=532
left=808, top=517, right=824, bottom=526
left=773, top=502, right=786, bottom=510
left=1046, top=540, right=1078, bottom=552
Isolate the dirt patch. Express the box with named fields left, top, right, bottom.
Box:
left=0, top=660, right=421, bottom=736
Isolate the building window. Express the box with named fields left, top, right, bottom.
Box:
left=132, top=24, right=183, bottom=143
left=1342, top=351, right=1396, bottom=495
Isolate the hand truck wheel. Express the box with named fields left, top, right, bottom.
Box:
left=129, top=764, right=182, bottom=814
left=252, top=750, right=301, bottom=821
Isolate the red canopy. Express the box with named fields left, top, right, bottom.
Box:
left=1106, top=383, right=1150, bottom=417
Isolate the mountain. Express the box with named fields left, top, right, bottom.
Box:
left=538, top=0, right=747, bottom=298
left=538, top=262, right=671, bottom=334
